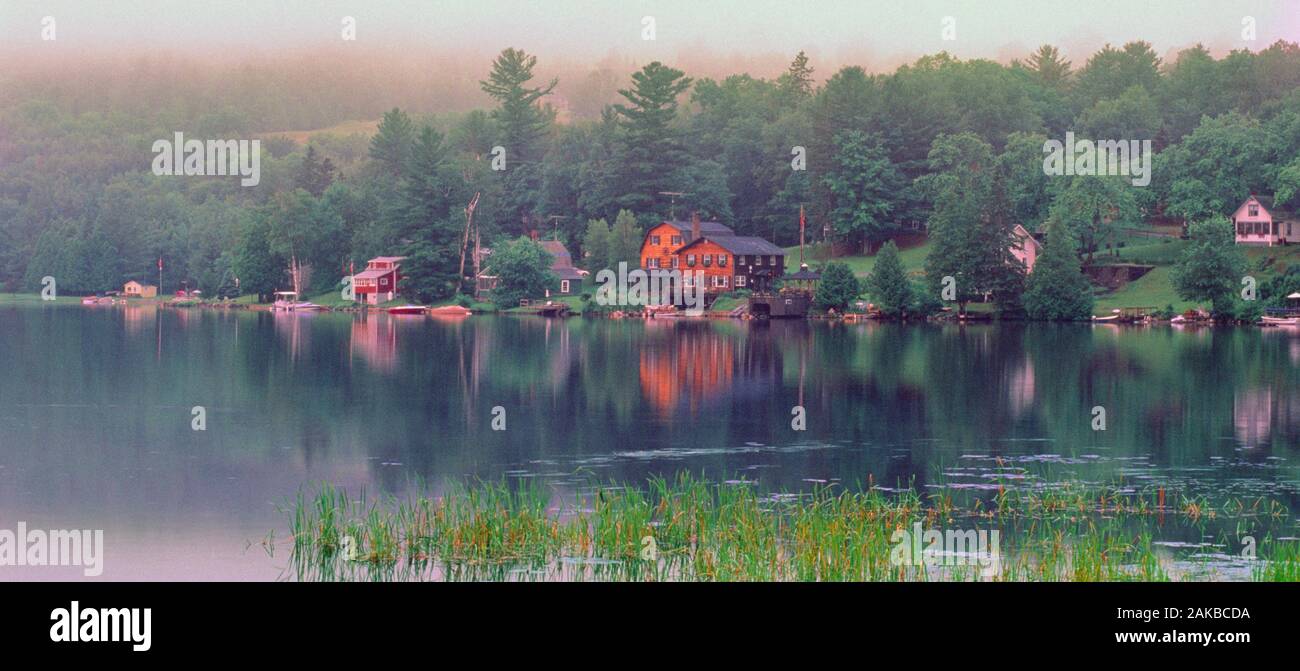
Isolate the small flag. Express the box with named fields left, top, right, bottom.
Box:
left=158, top=257, right=163, bottom=270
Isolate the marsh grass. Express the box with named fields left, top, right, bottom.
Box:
left=276, top=474, right=1297, bottom=582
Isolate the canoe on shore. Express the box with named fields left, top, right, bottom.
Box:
left=1259, top=316, right=1299, bottom=326
left=387, top=305, right=427, bottom=315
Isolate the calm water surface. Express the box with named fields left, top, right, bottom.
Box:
left=1, top=304, right=1298, bottom=579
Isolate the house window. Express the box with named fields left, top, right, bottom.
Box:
left=712, top=275, right=728, bottom=288
left=755, top=256, right=763, bottom=266
left=671, top=257, right=679, bottom=269
left=702, top=254, right=712, bottom=267
left=380, top=278, right=388, bottom=286
left=687, top=254, right=696, bottom=267
left=719, top=255, right=728, bottom=267
left=652, top=235, right=661, bottom=245
left=735, top=275, right=746, bottom=287
left=738, top=255, right=746, bottom=265
left=684, top=274, right=696, bottom=287
left=1249, top=205, right=1259, bottom=217
left=671, top=235, right=682, bottom=245
left=770, top=255, right=778, bottom=265
left=649, top=258, right=660, bottom=269
left=561, top=280, right=570, bottom=293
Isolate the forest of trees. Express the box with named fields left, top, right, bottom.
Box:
left=2, top=41, right=1299, bottom=305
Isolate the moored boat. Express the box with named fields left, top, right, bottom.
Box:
left=387, top=305, right=427, bottom=315
left=428, top=305, right=471, bottom=317
left=1259, top=315, right=1299, bottom=326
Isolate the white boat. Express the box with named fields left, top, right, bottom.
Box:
left=272, top=291, right=327, bottom=311
left=1259, top=316, right=1299, bottom=326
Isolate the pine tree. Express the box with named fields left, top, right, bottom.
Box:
left=1023, top=45, right=1072, bottom=90
left=1023, top=217, right=1094, bottom=320
left=778, top=51, right=815, bottom=100
left=613, top=62, right=693, bottom=216
left=369, top=108, right=415, bottom=177
left=480, top=48, right=557, bottom=233
left=296, top=146, right=335, bottom=197
left=866, top=240, right=912, bottom=317
left=814, top=262, right=860, bottom=311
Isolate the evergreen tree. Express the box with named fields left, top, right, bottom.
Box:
left=613, top=62, right=693, bottom=216
left=866, top=240, right=912, bottom=317
left=814, top=261, right=860, bottom=311
left=481, top=48, right=557, bottom=233
left=921, top=133, right=1023, bottom=314
left=777, top=51, right=815, bottom=101
left=295, top=145, right=336, bottom=197
left=369, top=108, right=415, bottom=177
left=232, top=211, right=285, bottom=302
left=390, top=126, right=462, bottom=300
left=1023, top=217, right=1094, bottom=320
left=1022, top=44, right=1072, bottom=90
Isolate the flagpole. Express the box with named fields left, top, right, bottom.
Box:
left=799, top=205, right=805, bottom=267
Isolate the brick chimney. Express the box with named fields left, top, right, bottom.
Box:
left=690, top=211, right=701, bottom=242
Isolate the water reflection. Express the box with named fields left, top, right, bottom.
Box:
left=1, top=307, right=1298, bottom=578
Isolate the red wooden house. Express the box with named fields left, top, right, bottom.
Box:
left=353, top=256, right=405, bottom=304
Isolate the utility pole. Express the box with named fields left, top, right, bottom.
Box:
left=658, top=191, right=686, bottom=220
left=546, top=215, right=568, bottom=238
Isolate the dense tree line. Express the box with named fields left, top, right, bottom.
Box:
left=2, top=41, right=1299, bottom=306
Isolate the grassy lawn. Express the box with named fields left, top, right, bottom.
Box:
left=785, top=239, right=932, bottom=278
left=1093, top=266, right=1194, bottom=314
left=0, top=292, right=82, bottom=305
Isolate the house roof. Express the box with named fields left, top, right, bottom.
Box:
left=369, top=256, right=406, bottom=263
left=1012, top=224, right=1043, bottom=253
left=540, top=240, right=574, bottom=267
left=480, top=240, right=583, bottom=280
left=660, top=220, right=735, bottom=237
left=1244, top=195, right=1297, bottom=220
left=354, top=268, right=394, bottom=280
left=679, top=235, right=785, bottom=256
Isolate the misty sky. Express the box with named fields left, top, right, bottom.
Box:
left=3, top=0, right=1299, bottom=70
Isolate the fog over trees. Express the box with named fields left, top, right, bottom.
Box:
left=2, top=40, right=1299, bottom=304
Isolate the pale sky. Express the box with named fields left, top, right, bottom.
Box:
left=2, top=0, right=1299, bottom=70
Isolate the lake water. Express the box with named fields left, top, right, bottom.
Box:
left=1, top=304, right=1298, bottom=579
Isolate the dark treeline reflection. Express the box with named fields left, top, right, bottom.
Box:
left=1, top=307, right=1299, bottom=511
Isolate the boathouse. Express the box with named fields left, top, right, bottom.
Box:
left=354, top=256, right=405, bottom=304
left=123, top=280, right=157, bottom=298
